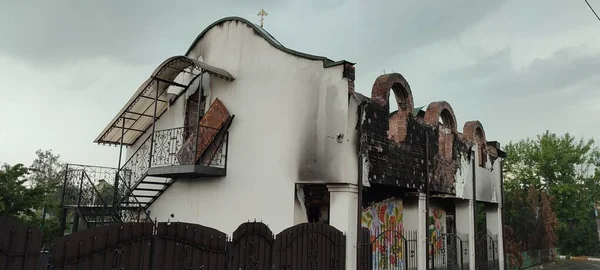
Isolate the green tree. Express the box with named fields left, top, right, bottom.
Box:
left=28, top=150, right=67, bottom=244
left=504, top=131, right=600, bottom=256
left=0, top=164, right=47, bottom=219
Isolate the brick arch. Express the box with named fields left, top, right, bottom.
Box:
left=463, top=121, right=487, bottom=166
left=424, top=101, right=457, bottom=133
left=371, top=73, right=415, bottom=143
left=425, top=101, right=458, bottom=159
left=370, top=73, right=414, bottom=112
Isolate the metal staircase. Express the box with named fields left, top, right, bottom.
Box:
left=60, top=120, right=232, bottom=234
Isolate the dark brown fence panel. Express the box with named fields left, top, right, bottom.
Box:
left=274, top=222, right=346, bottom=270
left=0, top=216, right=43, bottom=270
left=154, top=222, right=227, bottom=270
left=50, top=222, right=153, bottom=270
left=228, top=221, right=274, bottom=270
left=358, top=227, right=372, bottom=270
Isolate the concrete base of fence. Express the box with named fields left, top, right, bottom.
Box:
left=522, top=262, right=557, bottom=269
left=570, top=256, right=600, bottom=262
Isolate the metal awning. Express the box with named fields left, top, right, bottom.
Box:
left=94, top=56, right=234, bottom=146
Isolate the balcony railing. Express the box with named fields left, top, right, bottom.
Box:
left=62, top=164, right=119, bottom=207
left=118, top=124, right=229, bottom=188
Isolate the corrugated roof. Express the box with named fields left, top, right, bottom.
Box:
left=94, top=56, right=234, bottom=146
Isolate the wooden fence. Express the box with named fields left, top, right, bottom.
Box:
left=0, top=216, right=44, bottom=270
left=0, top=216, right=346, bottom=270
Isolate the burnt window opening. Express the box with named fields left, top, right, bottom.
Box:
left=301, top=184, right=330, bottom=224
left=438, top=109, right=456, bottom=159
left=438, top=109, right=456, bottom=133
left=475, top=127, right=487, bottom=167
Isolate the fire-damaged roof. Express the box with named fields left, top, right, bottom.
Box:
left=185, top=16, right=354, bottom=68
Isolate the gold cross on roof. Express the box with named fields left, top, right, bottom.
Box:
left=257, top=9, right=268, bottom=28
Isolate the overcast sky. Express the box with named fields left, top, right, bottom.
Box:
left=1, top=0, right=599, bottom=167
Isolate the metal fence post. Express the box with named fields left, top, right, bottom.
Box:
left=459, top=240, right=464, bottom=270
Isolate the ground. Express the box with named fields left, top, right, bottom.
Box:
left=544, top=260, right=600, bottom=269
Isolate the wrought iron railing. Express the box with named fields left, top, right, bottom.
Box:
left=61, top=124, right=229, bottom=230
left=119, top=134, right=152, bottom=189
left=117, top=125, right=229, bottom=188
left=62, top=164, right=119, bottom=207
left=150, top=125, right=229, bottom=168
left=362, top=228, right=419, bottom=270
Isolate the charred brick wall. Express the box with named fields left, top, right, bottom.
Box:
left=361, top=73, right=503, bottom=195
left=364, top=104, right=437, bottom=191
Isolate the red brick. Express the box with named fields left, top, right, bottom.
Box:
left=370, top=73, right=414, bottom=110
left=370, top=73, right=414, bottom=142
left=463, top=121, right=487, bottom=166
left=424, top=101, right=458, bottom=159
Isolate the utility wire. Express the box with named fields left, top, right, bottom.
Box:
left=585, top=0, right=600, bottom=22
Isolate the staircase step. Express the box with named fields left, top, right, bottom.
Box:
left=130, top=195, right=156, bottom=198
left=139, top=181, right=170, bottom=185
left=135, top=187, right=164, bottom=192
left=81, top=211, right=118, bottom=216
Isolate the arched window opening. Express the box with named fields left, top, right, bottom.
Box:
left=475, top=127, right=487, bottom=167
left=391, top=84, right=410, bottom=111
left=438, top=109, right=455, bottom=134
left=436, top=108, right=456, bottom=159
left=389, top=88, right=399, bottom=112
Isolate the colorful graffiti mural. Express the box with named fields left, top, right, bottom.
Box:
left=362, top=199, right=404, bottom=233
left=428, top=207, right=446, bottom=255
left=362, top=198, right=405, bottom=269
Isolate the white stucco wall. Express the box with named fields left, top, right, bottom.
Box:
left=475, top=144, right=502, bottom=204
left=453, top=145, right=502, bottom=204
left=403, top=197, right=419, bottom=232
left=129, top=20, right=355, bottom=235
left=454, top=154, right=472, bottom=200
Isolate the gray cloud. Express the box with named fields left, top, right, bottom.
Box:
left=446, top=46, right=600, bottom=102
left=0, top=0, right=351, bottom=66
left=2, top=0, right=600, bottom=166
left=431, top=45, right=600, bottom=144
left=354, top=1, right=507, bottom=68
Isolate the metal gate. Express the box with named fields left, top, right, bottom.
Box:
left=430, top=233, right=464, bottom=270
left=368, top=229, right=417, bottom=270
left=475, top=234, right=498, bottom=270
left=228, top=222, right=274, bottom=269
left=273, top=222, right=346, bottom=270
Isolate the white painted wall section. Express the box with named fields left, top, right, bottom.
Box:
left=417, top=193, right=427, bottom=270
left=456, top=200, right=476, bottom=270
left=486, top=204, right=505, bottom=270
left=328, top=184, right=358, bottom=270
left=144, top=20, right=352, bottom=235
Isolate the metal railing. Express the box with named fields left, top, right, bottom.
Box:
left=150, top=125, right=229, bottom=168
left=118, top=124, right=229, bottom=187
left=62, top=164, right=119, bottom=207
left=430, top=233, right=470, bottom=270
left=362, top=228, right=419, bottom=270
left=61, top=124, right=230, bottom=232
